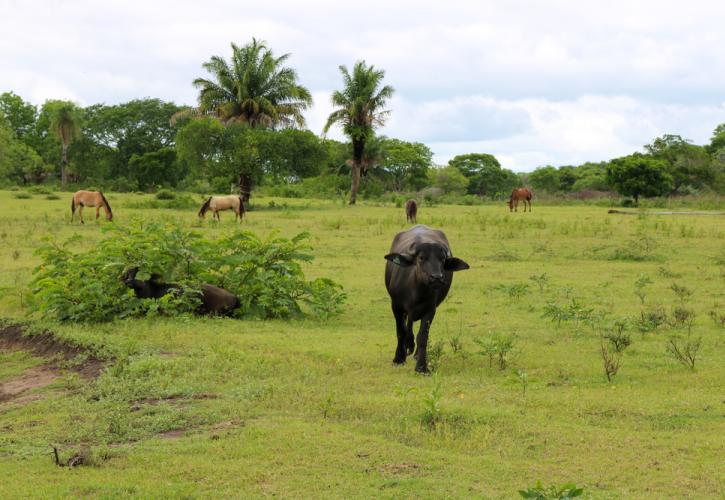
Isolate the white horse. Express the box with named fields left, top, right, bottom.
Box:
left=198, top=195, right=245, bottom=222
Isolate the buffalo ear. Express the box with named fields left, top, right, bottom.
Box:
left=385, top=253, right=414, bottom=267
left=444, top=257, right=470, bottom=271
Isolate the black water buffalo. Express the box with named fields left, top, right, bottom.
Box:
left=384, top=225, right=469, bottom=373
left=405, top=199, right=418, bottom=224
left=121, top=267, right=240, bottom=316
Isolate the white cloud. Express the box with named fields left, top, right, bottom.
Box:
left=1, top=0, right=725, bottom=170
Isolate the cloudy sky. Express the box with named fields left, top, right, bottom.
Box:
left=2, top=0, right=724, bottom=171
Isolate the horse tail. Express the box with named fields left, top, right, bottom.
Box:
left=238, top=196, right=245, bottom=221
left=199, top=197, right=212, bottom=217
left=99, top=191, right=112, bottom=217
left=71, top=196, right=76, bottom=214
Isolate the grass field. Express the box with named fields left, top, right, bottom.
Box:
left=0, top=190, right=724, bottom=498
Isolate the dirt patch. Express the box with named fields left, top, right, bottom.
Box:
left=0, top=365, right=59, bottom=403
left=0, top=324, right=106, bottom=405
left=0, top=324, right=104, bottom=379
left=377, top=462, right=424, bottom=476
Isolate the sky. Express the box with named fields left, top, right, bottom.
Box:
left=1, top=0, right=724, bottom=171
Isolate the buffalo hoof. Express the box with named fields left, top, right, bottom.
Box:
left=392, top=358, right=406, bottom=366
left=415, top=365, right=430, bottom=375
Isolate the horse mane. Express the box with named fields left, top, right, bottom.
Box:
left=199, top=196, right=212, bottom=217
left=99, top=191, right=112, bottom=216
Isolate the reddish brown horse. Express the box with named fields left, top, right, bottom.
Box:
left=405, top=199, right=418, bottom=224
left=71, top=190, right=113, bottom=223
left=508, top=188, right=533, bottom=212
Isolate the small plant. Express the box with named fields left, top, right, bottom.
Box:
left=670, top=282, right=692, bottom=304
left=529, top=272, right=549, bottom=293
left=658, top=265, right=680, bottom=278
left=669, top=306, right=695, bottom=332
left=666, top=332, right=702, bottom=371
left=633, top=275, right=653, bottom=304
left=448, top=334, right=464, bottom=354
left=474, top=333, right=516, bottom=370
left=12, top=249, right=20, bottom=260
left=637, top=306, right=667, bottom=333
left=420, top=375, right=443, bottom=429
left=489, top=245, right=520, bottom=262
left=497, top=282, right=529, bottom=301
left=542, top=299, right=593, bottom=328
left=600, top=337, right=623, bottom=382
left=426, top=340, right=446, bottom=373
left=519, top=481, right=584, bottom=499
left=514, top=368, right=528, bottom=400
left=603, top=318, right=631, bottom=353
left=45, top=194, right=61, bottom=200
left=13, top=192, right=32, bottom=199
left=709, top=309, right=725, bottom=328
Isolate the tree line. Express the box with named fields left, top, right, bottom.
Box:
left=1, top=38, right=724, bottom=203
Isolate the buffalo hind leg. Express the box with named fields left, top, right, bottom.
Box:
left=414, top=311, right=436, bottom=374
left=392, top=306, right=408, bottom=365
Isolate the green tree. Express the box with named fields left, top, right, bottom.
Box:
left=0, top=91, right=37, bottom=143
left=191, top=38, right=312, bottom=197
left=324, top=60, right=394, bottom=204
left=431, top=165, right=469, bottom=195
left=46, top=100, right=82, bottom=189
left=447, top=153, right=515, bottom=197
left=128, top=148, right=183, bottom=190
left=571, top=162, right=610, bottom=191
left=0, top=117, right=47, bottom=184
left=606, top=153, right=673, bottom=204
left=708, top=123, right=725, bottom=155
left=645, top=134, right=712, bottom=193
left=528, top=165, right=560, bottom=193
left=379, top=137, right=432, bottom=191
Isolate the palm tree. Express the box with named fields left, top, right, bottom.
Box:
left=48, top=101, right=82, bottom=189
left=324, top=61, right=394, bottom=204
left=190, top=39, right=312, bottom=198
left=192, top=38, right=312, bottom=128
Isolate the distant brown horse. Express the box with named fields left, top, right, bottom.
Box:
left=508, top=188, right=533, bottom=212
left=198, top=195, right=245, bottom=222
left=71, top=190, right=113, bottom=223
left=405, top=199, right=418, bottom=224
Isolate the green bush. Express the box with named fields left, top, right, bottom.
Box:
left=155, top=189, right=176, bottom=200
left=29, top=220, right=346, bottom=322
left=13, top=192, right=32, bottom=199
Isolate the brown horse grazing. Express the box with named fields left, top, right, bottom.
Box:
left=405, top=199, right=418, bottom=224
left=71, top=190, right=113, bottom=223
left=198, top=195, right=245, bottom=222
left=508, top=188, right=533, bottom=212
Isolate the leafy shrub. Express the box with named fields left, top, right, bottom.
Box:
left=28, top=185, right=53, bottom=195
left=666, top=332, right=702, bottom=370
left=420, top=375, right=443, bottom=428
left=519, top=482, right=583, bottom=499
left=13, top=192, right=32, bottom=199
left=125, top=194, right=198, bottom=210
left=155, top=189, right=176, bottom=200
left=474, top=333, right=516, bottom=370
left=45, top=194, right=61, bottom=200
left=29, top=220, right=346, bottom=322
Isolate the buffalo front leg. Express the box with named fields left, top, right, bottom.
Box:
left=392, top=306, right=408, bottom=365
left=414, top=311, right=436, bottom=374
left=405, top=317, right=415, bottom=355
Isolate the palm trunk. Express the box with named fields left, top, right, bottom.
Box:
left=349, top=138, right=365, bottom=205
left=60, top=143, right=68, bottom=190
left=349, top=162, right=362, bottom=205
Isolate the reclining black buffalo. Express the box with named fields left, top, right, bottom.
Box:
left=121, top=267, right=240, bottom=316
left=384, top=225, right=469, bottom=373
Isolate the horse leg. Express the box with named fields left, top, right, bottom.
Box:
left=79, top=206, right=85, bottom=224
left=96, top=206, right=100, bottom=220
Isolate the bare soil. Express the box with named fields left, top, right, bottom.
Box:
left=0, top=324, right=106, bottom=405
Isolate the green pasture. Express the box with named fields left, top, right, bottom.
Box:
left=0, top=190, right=724, bottom=498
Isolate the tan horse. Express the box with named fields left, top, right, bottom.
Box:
left=71, top=190, right=113, bottom=223
left=508, top=188, right=533, bottom=212
left=405, top=199, right=418, bottom=224
left=198, top=195, right=245, bottom=222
